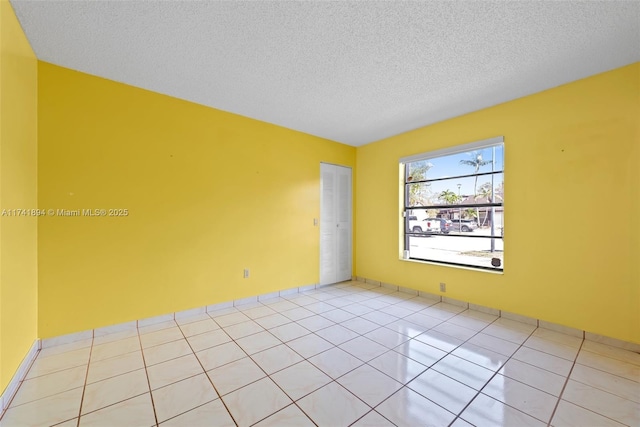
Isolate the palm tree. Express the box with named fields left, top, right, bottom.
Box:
left=438, top=190, right=460, bottom=205
left=477, top=182, right=504, bottom=252
left=439, top=190, right=460, bottom=220
left=463, top=209, right=477, bottom=220
left=407, top=161, right=432, bottom=207
left=459, top=152, right=492, bottom=226
left=476, top=182, right=502, bottom=226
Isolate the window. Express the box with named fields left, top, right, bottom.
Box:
left=401, top=137, right=504, bottom=271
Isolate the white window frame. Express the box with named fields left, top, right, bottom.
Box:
left=400, top=136, right=504, bottom=271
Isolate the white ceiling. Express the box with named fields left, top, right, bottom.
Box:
left=11, top=1, right=640, bottom=146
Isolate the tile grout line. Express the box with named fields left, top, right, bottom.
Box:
left=380, top=278, right=638, bottom=355
left=134, top=293, right=520, bottom=424
left=0, top=343, right=43, bottom=422
left=369, top=308, right=504, bottom=426
left=75, top=332, right=95, bottom=427
left=137, top=327, right=160, bottom=426
left=451, top=326, right=538, bottom=424
left=563, top=348, right=640, bottom=383
left=348, top=409, right=397, bottom=427
left=337, top=294, right=447, bottom=427
left=247, top=402, right=319, bottom=427
left=2, top=285, right=404, bottom=427
left=260, top=288, right=450, bottom=424
left=157, top=291, right=573, bottom=426
left=237, top=287, right=404, bottom=424
left=296, top=288, right=450, bottom=425
left=311, top=283, right=635, bottom=425
left=206, top=300, right=342, bottom=427
left=226, top=316, right=323, bottom=426
left=355, top=306, right=532, bottom=426
left=175, top=318, right=240, bottom=427
left=546, top=339, right=585, bottom=426
left=79, top=288, right=460, bottom=423
left=10, top=282, right=635, bottom=427
left=449, top=324, right=544, bottom=427
left=36, top=278, right=639, bottom=357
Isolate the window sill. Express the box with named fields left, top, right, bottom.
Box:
left=399, top=257, right=504, bottom=274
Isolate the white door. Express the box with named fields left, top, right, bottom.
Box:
left=320, top=163, right=352, bottom=285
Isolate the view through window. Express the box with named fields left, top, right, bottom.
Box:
left=402, top=137, right=504, bottom=271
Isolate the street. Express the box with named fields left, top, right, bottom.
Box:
left=409, top=228, right=504, bottom=269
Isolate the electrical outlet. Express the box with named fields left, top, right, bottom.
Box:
left=439, top=282, right=446, bottom=292
left=243, top=269, right=250, bottom=278
left=313, top=218, right=318, bottom=226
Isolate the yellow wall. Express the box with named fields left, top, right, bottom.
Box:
left=1, top=4, right=636, bottom=397
left=0, top=0, right=38, bottom=393
left=35, top=62, right=640, bottom=343
left=37, top=62, right=355, bottom=338
left=356, top=63, right=640, bottom=344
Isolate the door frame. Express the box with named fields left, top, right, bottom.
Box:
left=319, top=162, right=353, bottom=285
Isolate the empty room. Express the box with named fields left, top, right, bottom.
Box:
left=1, top=0, right=638, bottom=426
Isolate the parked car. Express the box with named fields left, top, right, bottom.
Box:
left=450, top=219, right=478, bottom=232
left=407, top=216, right=441, bottom=234
left=426, top=218, right=452, bottom=234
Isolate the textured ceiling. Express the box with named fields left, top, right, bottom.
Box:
left=11, top=1, right=640, bottom=146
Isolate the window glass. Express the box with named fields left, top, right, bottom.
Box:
left=402, top=140, right=504, bottom=271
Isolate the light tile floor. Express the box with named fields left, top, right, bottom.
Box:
left=1, top=281, right=639, bottom=427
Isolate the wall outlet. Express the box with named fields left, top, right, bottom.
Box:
left=313, top=218, right=318, bottom=226
left=439, top=282, right=446, bottom=292
left=243, top=269, right=250, bottom=278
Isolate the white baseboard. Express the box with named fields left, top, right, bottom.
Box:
left=278, top=287, right=299, bottom=297
left=94, top=321, right=137, bottom=338
left=41, top=329, right=93, bottom=349
left=357, top=276, right=639, bottom=352
left=381, top=282, right=398, bottom=291
left=1, top=339, right=40, bottom=415
left=175, top=306, right=207, bottom=320
left=258, top=291, right=280, bottom=301
left=298, top=284, right=316, bottom=292
left=207, top=301, right=234, bottom=313
left=32, top=276, right=640, bottom=364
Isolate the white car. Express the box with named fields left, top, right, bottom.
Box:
left=408, top=216, right=441, bottom=234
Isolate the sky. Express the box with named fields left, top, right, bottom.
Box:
left=407, top=145, right=504, bottom=199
